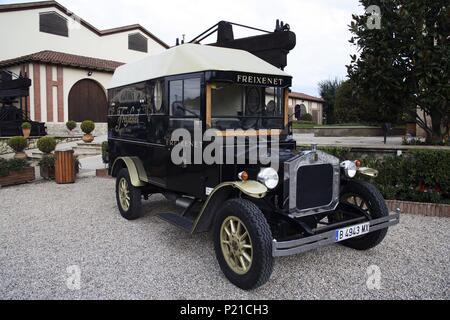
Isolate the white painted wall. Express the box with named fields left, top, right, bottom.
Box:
left=0, top=7, right=166, bottom=63
left=289, top=97, right=323, bottom=125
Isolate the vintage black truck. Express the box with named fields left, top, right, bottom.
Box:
left=107, top=42, right=399, bottom=290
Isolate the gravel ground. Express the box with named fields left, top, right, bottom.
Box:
left=0, top=177, right=448, bottom=300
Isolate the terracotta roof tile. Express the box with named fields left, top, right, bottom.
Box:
left=289, top=91, right=324, bottom=103
left=0, top=51, right=124, bottom=72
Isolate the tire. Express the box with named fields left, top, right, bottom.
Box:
left=213, top=198, right=273, bottom=290
left=115, top=168, right=142, bottom=220
left=334, top=180, right=389, bottom=250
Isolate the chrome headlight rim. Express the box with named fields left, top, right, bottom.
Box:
left=341, top=160, right=357, bottom=178
left=257, top=167, right=279, bottom=190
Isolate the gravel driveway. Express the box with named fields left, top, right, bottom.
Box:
left=0, top=177, right=448, bottom=300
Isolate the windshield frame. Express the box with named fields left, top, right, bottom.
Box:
left=207, top=81, right=289, bottom=131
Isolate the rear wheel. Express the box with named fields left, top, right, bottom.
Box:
left=115, top=168, right=142, bottom=220
left=213, top=198, right=273, bottom=290
left=332, top=180, right=389, bottom=250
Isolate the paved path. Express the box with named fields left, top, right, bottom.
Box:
left=0, top=177, right=448, bottom=300
left=294, top=134, right=450, bottom=150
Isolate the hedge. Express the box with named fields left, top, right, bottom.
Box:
left=317, top=147, right=450, bottom=204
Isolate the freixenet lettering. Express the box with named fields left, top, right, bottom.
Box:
left=236, top=74, right=284, bottom=86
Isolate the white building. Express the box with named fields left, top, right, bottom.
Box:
left=0, top=0, right=168, bottom=134
left=288, top=92, right=324, bottom=125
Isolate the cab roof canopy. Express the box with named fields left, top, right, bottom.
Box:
left=108, top=43, right=291, bottom=89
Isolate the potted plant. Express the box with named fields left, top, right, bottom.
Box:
left=0, top=158, right=35, bottom=187
left=38, top=155, right=55, bottom=180
left=7, top=136, right=28, bottom=160
left=37, top=136, right=57, bottom=180
left=66, top=120, right=77, bottom=135
left=21, top=122, right=32, bottom=138
left=81, top=120, right=95, bottom=143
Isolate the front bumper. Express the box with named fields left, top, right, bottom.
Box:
left=272, top=212, right=400, bottom=257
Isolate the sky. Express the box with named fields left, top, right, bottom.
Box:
left=0, top=0, right=365, bottom=96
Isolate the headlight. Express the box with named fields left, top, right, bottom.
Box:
left=257, top=167, right=279, bottom=189
left=341, top=160, right=357, bottom=178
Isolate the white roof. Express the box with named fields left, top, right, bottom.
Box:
left=108, top=43, right=290, bottom=89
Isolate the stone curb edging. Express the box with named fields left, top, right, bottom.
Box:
left=386, top=200, right=450, bottom=218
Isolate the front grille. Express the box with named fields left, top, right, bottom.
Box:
left=296, top=164, right=334, bottom=210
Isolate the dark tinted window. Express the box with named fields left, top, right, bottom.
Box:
left=169, top=79, right=201, bottom=118
left=183, top=78, right=201, bottom=115
left=39, top=12, right=68, bottom=37
left=128, top=33, right=148, bottom=53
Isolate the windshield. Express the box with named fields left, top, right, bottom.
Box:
left=211, top=82, right=284, bottom=130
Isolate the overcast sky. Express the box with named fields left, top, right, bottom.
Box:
left=1, top=0, right=365, bottom=96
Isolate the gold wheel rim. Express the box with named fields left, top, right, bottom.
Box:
left=220, top=216, right=253, bottom=275
left=118, top=178, right=130, bottom=211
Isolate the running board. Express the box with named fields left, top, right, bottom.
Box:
left=158, top=212, right=194, bottom=232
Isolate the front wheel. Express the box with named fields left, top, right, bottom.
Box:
left=332, top=180, right=389, bottom=250
left=115, top=168, right=142, bottom=220
left=213, top=199, right=273, bottom=290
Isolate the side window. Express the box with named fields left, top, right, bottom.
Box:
left=153, top=80, right=164, bottom=114
left=183, top=78, right=201, bottom=116
left=169, top=80, right=183, bottom=116
left=39, top=12, right=68, bottom=37
left=169, top=78, right=201, bottom=117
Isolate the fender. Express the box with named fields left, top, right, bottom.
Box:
left=111, top=157, right=148, bottom=187
left=191, top=181, right=268, bottom=234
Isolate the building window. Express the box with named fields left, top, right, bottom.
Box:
left=128, top=33, right=148, bottom=53
left=39, top=12, right=68, bottom=37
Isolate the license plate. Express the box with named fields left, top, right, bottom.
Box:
left=335, top=223, right=370, bottom=242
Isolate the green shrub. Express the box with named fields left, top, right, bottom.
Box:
left=314, top=147, right=450, bottom=204
left=299, top=113, right=313, bottom=122
left=37, top=136, right=57, bottom=154
left=0, top=158, right=29, bottom=177
left=21, top=122, right=31, bottom=130
left=38, top=154, right=55, bottom=170
left=81, top=120, right=95, bottom=134
left=101, top=141, right=109, bottom=164
left=7, top=136, right=28, bottom=152
left=66, top=120, right=77, bottom=131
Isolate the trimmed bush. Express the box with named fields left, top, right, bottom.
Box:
left=299, top=113, right=313, bottom=122
left=316, top=146, right=450, bottom=204
left=101, top=141, right=109, bottom=164
left=7, top=136, right=28, bottom=153
left=37, top=136, right=57, bottom=154
left=38, top=154, right=55, bottom=171
left=21, top=122, right=32, bottom=130
left=81, top=120, right=95, bottom=134
left=66, top=120, right=77, bottom=131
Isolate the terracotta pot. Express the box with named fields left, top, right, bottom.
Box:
left=82, top=133, right=94, bottom=143
left=14, top=152, right=28, bottom=160
left=22, top=128, right=31, bottom=139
